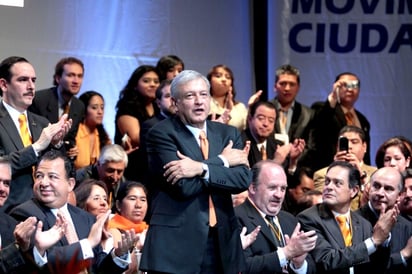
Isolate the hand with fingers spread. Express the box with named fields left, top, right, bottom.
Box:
left=281, top=223, right=317, bottom=262
left=114, top=229, right=138, bottom=257
left=240, top=226, right=261, bottom=250
left=13, top=216, right=38, bottom=252
left=35, top=213, right=67, bottom=256
left=220, top=140, right=249, bottom=167
left=88, top=210, right=112, bottom=248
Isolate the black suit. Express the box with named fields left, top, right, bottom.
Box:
left=241, top=127, right=283, bottom=168
left=308, top=100, right=371, bottom=172
left=235, top=199, right=316, bottom=274
left=0, top=100, right=50, bottom=212
left=357, top=204, right=412, bottom=274
left=140, top=116, right=251, bottom=274
left=10, top=199, right=126, bottom=274
left=28, top=87, right=84, bottom=144
left=297, top=204, right=390, bottom=274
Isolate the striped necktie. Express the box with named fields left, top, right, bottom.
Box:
left=336, top=215, right=352, bottom=246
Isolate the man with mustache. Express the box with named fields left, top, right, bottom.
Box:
left=0, top=56, right=71, bottom=213
left=400, top=168, right=412, bottom=221
left=29, top=57, right=85, bottom=159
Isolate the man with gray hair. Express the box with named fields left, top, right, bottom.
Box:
left=75, top=144, right=128, bottom=206
left=140, top=70, right=251, bottom=273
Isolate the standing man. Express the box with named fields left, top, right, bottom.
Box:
left=140, top=70, right=251, bottom=273
left=357, top=167, right=412, bottom=273
left=29, top=57, right=85, bottom=150
left=298, top=161, right=395, bottom=274
left=10, top=150, right=136, bottom=274
left=308, top=72, right=371, bottom=172
left=235, top=161, right=317, bottom=273
left=270, top=64, right=313, bottom=149
left=0, top=56, right=71, bottom=212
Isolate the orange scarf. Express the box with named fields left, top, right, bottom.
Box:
left=108, top=213, right=148, bottom=233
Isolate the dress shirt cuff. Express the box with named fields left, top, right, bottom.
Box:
left=79, top=239, right=94, bottom=259
left=276, top=248, right=288, bottom=268
left=110, top=249, right=131, bottom=268
left=365, top=238, right=377, bottom=254
left=289, top=259, right=308, bottom=274
left=400, top=252, right=407, bottom=266
left=33, top=246, right=48, bottom=266
left=218, top=155, right=229, bottom=167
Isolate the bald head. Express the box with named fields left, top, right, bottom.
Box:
left=369, top=166, right=403, bottom=211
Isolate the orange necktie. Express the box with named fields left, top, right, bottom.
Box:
left=336, top=215, right=352, bottom=246
left=345, top=111, right=354, bottom=126
left=18, top=113, right=32, bottom=147
left=199, top=130, right=217, bottom=227
left=279, top=109, right=287, bottom=134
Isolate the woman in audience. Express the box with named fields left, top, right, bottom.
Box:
left=155, top=55, right=184, bottom=81
left=115, top=65, right=160, bottom=181
left=74, top=179, right=113, bottom=252
left=207, top=64, right=248, bottom=130
left=73, top=91, right=111, bottom=170
left=108, top=181, right=148, bottom=274
left=375, top=136, right=411, bottom=171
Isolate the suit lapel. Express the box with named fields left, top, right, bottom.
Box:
left=174, top=118, right=204, bottom=160
left=319, top=204, right=346, bottom=247
left=0, top=102, right=25, bottom=149
left=27, top=112, right=44, bottom=142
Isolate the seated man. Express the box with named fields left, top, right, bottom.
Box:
left=298, top=161, right=395, bottom=274
left=313, top=126, right=376, bottom=209
left=10, top=150, right=136, bottom=274
left=235, top=160, right=317, bottom=273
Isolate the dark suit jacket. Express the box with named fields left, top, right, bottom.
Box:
left=28, top=87, right=84, bottom=144
left=10, top=199, right=125, bottom=274
left=307, top=100, right=371, bottom=172
left=0, top=100, right=50, bottom=212
left=271, top=99, right=314, bottom=143
left=140, top=116, right=251, bottom=274
left=297, top=203, right=390, bottom=274
left=241, top=127, right=283, bottom=168
left=357, top=204, right=412, bottom=273
left=235, top=199, right=316, bottom=274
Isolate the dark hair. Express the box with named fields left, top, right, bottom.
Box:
left=338, top=125, right=366, bottom=143
left=53, top=57, right=84, bottom=86
left=79, top=91, right=110, bottom=149
left=248, top=101, right=276, bottom=118
left=335, top=72, right=360, bottom=87
left=275, top=64, right=300, bottom=85
left=207, top=64, right=239, bottom=104
left=116, top=65, right=159, bottom=121
left=327, top=161, right=360, bottom=188
left=37, top=150, right=75, bottom=179
left=74, top=179, right=108, bottom=210
left=114, top=181, right=147, bottom=213
left=288, top=167, right=314, bottom=189
left=156, top=55, right=184, bottom=82
left=403, top=168, right=412, bottom=181
left=0, top=56, right=29, bottom=82
left=155, top=79, right=173, bottom=100
left=295, top=189, right=322, bottom=213
left=375, top=137, right=411, bottom=168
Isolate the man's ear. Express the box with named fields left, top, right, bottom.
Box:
left=68, top=177, right=76, bottom=192
left=0, top=78, right=7, bottom=92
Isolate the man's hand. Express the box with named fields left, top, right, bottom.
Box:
left=88, top=210, right=111, bottom=248
left=32, top=114, right=72, bottom=152
left=400, top=236, right=412, bottom=259
left=247, top=90, right=263, bottom=107
left=14, top=216, right=38, bottom=252
left=34, top=213, right=67, bottom=256
left=372, top=204, right=398, bottom=245
left=163, top=151, right=203, bottom=184
left=282, top=223, right=317, bottom=260
left=240, top=226, right=261, bottom=250
left=273, top=144, right=290, bottom=165
left=289, top=139, right=305, bottom=163
left=220, top=140, right=249, bottom=167
left=334, top=151, right=362, bottom=171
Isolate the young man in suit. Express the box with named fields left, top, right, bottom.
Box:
left=235, top=160, right=317, bottom=273
left=357, top=167, right=412, bottom=273
left=10, top=150, right=137, bottom=274
left=0, top=56, right=71, bottom=213
left=308, top=72, right=371, bottom=172
left=270, top=64, right=313, bottom=152
left=313, top=126, right=377, bottom=210
left=140, top=70, right=251, bottom=273
left=298, top=161, right=395, bottom=274
left=29, top=57, right=85, bottom=154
